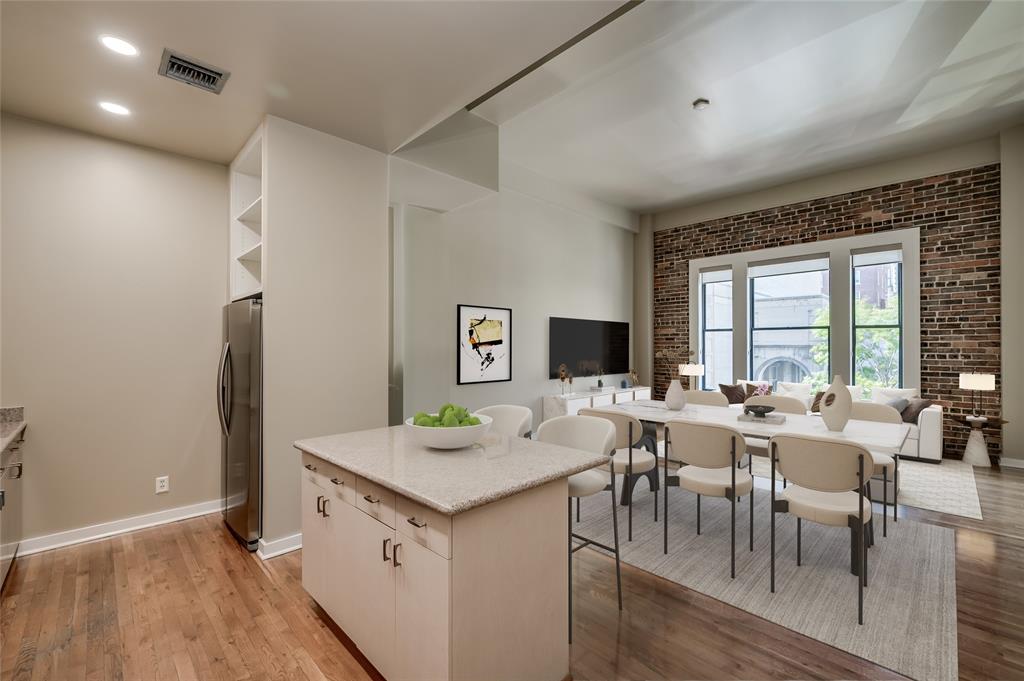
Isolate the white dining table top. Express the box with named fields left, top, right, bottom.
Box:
left=604, top=400, right=911, bottom=455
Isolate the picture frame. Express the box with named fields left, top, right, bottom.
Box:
left=457, top=304, right=512, bottom=385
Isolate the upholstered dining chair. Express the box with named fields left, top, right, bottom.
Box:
left=476, top=404, right=533, bottom=438
left=850, top=401, right=901, bottom=536
left=743, top=394, right=808, bottom=485
left=580, top=407, right=658, bottom=541
left=683, top=390, right=729, bottom=406
left=768, top=433, right=872, bottom=625
left=663, top=421, right=753, bottom=578
left=535, top=415, right=620, bottom=644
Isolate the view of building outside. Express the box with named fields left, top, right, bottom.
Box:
left=751, top=269, right=830, bottom=390
left=851, top=260, right=902, bottom=395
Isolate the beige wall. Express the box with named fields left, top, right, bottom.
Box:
left=633, top=216, right=653, bottom=387
left=1001, top=125, right=1024, bottom=464
left=1, top=114, right=228, bottom=539
left=261, top=116, right=389, bottom=544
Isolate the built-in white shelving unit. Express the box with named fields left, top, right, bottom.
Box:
left=229, top=126, right=264, bottom=300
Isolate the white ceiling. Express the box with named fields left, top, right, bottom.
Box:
left=479, top=0, right=1024, bottom=212
left=0, top=1, right=619, bottom=163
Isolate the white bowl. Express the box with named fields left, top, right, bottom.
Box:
left=404, top=413, right=493, bottom=450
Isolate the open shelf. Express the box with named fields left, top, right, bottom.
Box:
left=235, top=196, right=262, bottom=226
left=234, top=134, right=263, bottom=178
left=237, top=242, right=262, bottom=263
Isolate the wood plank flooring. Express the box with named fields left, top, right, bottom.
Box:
left=2, top=466, right=1021, bottom=680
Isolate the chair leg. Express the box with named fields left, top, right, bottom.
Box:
left=653, top=473, right=659, bottom=522
left=730, top=489, right=736, bottom=579
left=610, top=472, right=622, bottom=611
left=627, top=465, right=633, bottom=542
left=749, top=486, right=754, bottom=552
left=883, top=468, right=888, bottom=538
left=696, top=494, right=701, bottom=535
left=894, top=455, right=899, bottom=525
left=576, top=497, right=580, bottom=523
left=783, top=477, right=787, bottom=489
left=797, top=517, right=801, bottom=566
left=567, top=498, right=573, bottom=644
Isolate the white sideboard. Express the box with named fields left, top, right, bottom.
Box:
left=543, top=386, right=652, bottom=421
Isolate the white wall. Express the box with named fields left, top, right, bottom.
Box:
left=1, top=114, right=228, bottom=539
left=399, top=188, right=634, bottom=426
left=1000, top=125, right=1024, bottom=464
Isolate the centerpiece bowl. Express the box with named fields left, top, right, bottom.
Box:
left=404, top=413, right=493, bottom=449
left=743, top=405, right=776, bottom=418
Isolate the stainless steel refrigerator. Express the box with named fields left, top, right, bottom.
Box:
left=218, top=299, right=262, bottom=551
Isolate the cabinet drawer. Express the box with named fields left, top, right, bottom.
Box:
left=592, top=393, right=614, bottom=407
left=356, top=476, right=396, bottom=528
left=396, top=496, right=452, bottom=559
left=320, top=461, right=357, bottom=506
left=301, top=453, right=325, bottom=483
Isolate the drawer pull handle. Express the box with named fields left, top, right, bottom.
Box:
left=322, top=499, right=330, bottom=518
left=393, top=542, right=402, bottom=567
left=316, top=495, right=324, bottom=514
left=406, top=517, right=427, bottom=529
left=304, top=463, right=317, bottom=472
left=330, top=477, right=344, bottom=486
left=382, top=537, right=392, bottom=562
left=363, top=494, right=381, bottom=504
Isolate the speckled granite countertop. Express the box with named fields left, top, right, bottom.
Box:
left=295, top=425, right=607, bottom=515
left=0, top=406, right=26, bottom=452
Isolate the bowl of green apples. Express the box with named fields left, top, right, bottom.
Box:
left=405, top=403, right=492, bottom=449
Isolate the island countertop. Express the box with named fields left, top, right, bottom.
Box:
left=294, top=425, right=607, bottom=515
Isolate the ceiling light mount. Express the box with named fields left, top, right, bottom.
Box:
left=692, top=97, right=710, bottom=111
left=100, top=35, right=138, bottom=56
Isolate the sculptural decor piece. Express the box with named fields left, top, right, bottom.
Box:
left=820, top=375, right=853, bottom=431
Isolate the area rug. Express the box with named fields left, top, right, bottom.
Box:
left=747, top=457, right=983, bottom=520
left=575, top=484, right=958, bottom=681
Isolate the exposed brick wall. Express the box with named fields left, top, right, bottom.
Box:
left=653, top=164, right=1001, bottom=459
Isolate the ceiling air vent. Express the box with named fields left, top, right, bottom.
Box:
left=158, top=48, right=230, bottom=94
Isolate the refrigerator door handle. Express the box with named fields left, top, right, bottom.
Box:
left=223, top=344, right=234, bottom=431
left=217, top=342, right=230, bottom=436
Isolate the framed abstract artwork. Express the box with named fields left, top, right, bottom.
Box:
left=457, top=304, right=512, bottom=385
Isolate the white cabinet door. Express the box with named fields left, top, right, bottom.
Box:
left=300, top=469, right=326, bottom=605
left=592, top=393, right=614, bottom=407
left=322, top=496, right=358, bottom=635
left=349, top=509, right=397, bottom=680
left=395, top=538, right=450, bottom=681
left=565, top=397, right=591, bottom=416
left=633, top=388, right=652, bottom=401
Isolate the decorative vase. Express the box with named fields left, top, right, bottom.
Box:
left=665, top=379, right=687, bottom=410
left=820, top=375, right=852, bottom=432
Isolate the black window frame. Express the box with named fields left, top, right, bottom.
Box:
left=700, top=278, right=732, bottom=390
left=852, top=260, right=903, bottom=388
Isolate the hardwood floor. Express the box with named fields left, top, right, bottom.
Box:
left=2, top=465, right=1022, bottom=680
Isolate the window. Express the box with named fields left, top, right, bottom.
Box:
left=700, top=269, right=732, bottom=389
left=748, top=258, right=830, bottom=390
left=852, top=249, right=902, bottom=392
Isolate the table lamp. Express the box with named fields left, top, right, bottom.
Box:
left=679, top=363, right=705, bottom=390
left=958, top=373, right=995, bottom=416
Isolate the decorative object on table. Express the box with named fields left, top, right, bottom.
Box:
left=629, top=368, right=640, bottom=387
left=597, top=367, right=604, bottom=389
left=737, top=411, right=787, bottom=425
left=406, top=402, right=493, bottom=449
left=679, top=363, right=704, bottom=390
left=620, top=379, right=628, bottom=389
left=743, top=404, right=776, bottom=418
left=810, top=390, right=826, bottom=412
left=819, top=374, right=853, bottom=432
left=664, top=378, right=687, bottom=410
left=719, top=383, right=746, bottom=404
left=458, top=304, right=511, bottom=385
left=558, top=363, right=569, bottom=394
left=958, top=372, right=995, bottom=416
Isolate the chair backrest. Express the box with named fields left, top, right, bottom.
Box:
left=665, top=420, right=746, bottom=468
left=850, top=401, right=902, bottom=424
left=745, top=394, right=807, bottom=415
left=578, top=407, right=643, bottom=449
left=768, top=433, right=868, bottom=493
left=476, top=404, right=533, bottom=438
left=684, top=390, right=729, bottom=407
left=536, top=415, right=615, bottom=457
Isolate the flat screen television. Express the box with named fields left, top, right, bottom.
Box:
left=549, top=317, right=629, bottom=379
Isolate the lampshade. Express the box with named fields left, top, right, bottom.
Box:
left=959, top=373, right=995, bottom=391
left=679, top=363, right=705, bottom=377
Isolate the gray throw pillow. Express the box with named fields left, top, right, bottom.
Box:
left=900, top=398, right=933, bottom=424
left=887, top=397, right=910, bottom=413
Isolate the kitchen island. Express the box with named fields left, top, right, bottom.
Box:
left=294, top=425, right=607, bottom=681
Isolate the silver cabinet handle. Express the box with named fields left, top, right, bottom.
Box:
left=304, top=463, right=317, bottom=472
left=330, top=477, right=344, bottom=486
left=363, top=494, right=380, bottom=504
left=406, top=516, right=427, bottom=529
left=316, top=495, right=324, bottom=514
left=382, top=537, right=392, bottom=562
left=10, top=463, right=22, bottom=480
left=322, top=498, right=330, bottom=518
left=393, top=542, right=402, bottom=567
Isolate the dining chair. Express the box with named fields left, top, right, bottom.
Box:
left=744, top=394, right=807, bottom=487
left=663, top=421, right=753, bottom=578
left=476, top=404, right=533, bottom=438
left=683, top=390, right=729, bottom=407
left=535, top=415, right=620, bottom=644
left=768, top=433, right=871, bottom=625
left=580, top=407, right=658, bottom=540
left=850, top=401, right=901, bottom=536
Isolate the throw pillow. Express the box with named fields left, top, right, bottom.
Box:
left=745, top=382, right=772, bottom=399
left=901, top=398, right=933, bottom=424
left=887, top=397, right=910, bottom=413
left=777, top=381, right=812, bottom=407
left=810, top=391, right=825, bottom=412
left=719, top=383, right=746, bottom=404
left=872, top=387, right=918, bottom=404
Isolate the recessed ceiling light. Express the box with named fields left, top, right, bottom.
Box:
left=100, top=36, right=138, bottom=56
left=99, top=101, right=131, bottom=116
left=692, top=97, right=710, bottom=111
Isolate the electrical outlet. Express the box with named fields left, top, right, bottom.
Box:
left=155, top=475, right=170, bottom=494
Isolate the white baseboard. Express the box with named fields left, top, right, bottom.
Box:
left=999, top=457, right=1024, bottom=470
left=257, top=532, right=302, bottom=560
left=19, top=499, right=222, bottom=557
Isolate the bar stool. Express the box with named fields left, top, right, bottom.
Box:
left=535, top=415, right=620, bottom=644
